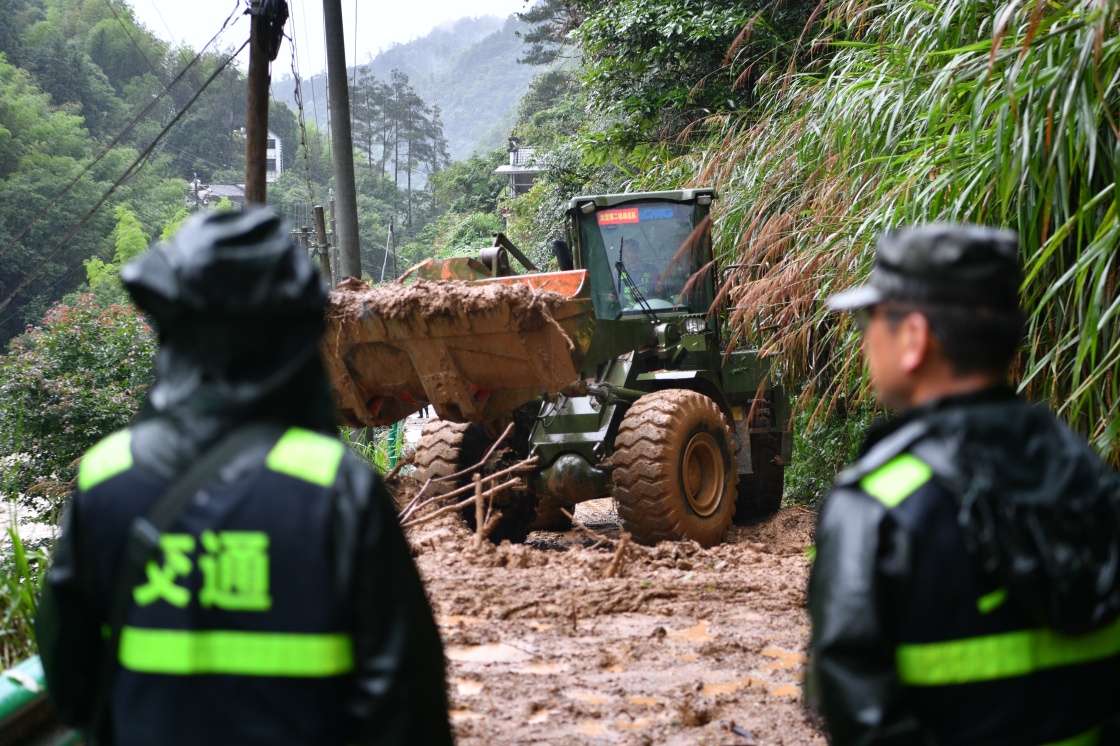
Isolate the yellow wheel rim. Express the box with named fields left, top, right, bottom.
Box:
left=682, top=432, right=724, bottom=517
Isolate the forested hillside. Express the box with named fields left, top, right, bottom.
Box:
left=0, top=0, right=474, bottom=344
left=272, top=15, right=541, bottom=160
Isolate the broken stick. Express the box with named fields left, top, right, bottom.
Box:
left=602, top=531, right=632, bottom=579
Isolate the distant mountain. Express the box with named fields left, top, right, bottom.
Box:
left=272, top=15, right=540, bottom=161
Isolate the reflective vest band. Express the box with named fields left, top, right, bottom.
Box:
left=265, top=428, right=345, bottom=487
left=118, top=626, right=354, bottom=677
left=78, top=430, right=134, bottom=492
left=897, top=615, right=1120, bottom=686
left=860, top=453, right=933, bottom=508
left=1042, top=727, right=1101, bottom=746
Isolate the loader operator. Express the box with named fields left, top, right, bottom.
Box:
left=619, top=237, right=659, bottom=299
left=808, top=224, right=1120, bottom=745
left=36, top=208, right=453, bottom=746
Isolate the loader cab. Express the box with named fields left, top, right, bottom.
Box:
left=566, top=189, right=716, bottom=321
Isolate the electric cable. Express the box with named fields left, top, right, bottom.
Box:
left=100, top=0, right=162, bottom=80
left=321, top=11, right=332, bottom=138
left=0, top=39, right=250, bottom=315
left=284, top=8, right=318, bottom=205
left=0, top=4, right=243, bottom=258
left=299, top=0, right=321, bottom=131
left=147, top=0, right=176, bottom=41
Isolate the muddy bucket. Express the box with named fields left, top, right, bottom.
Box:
left=323, top=271, right=596, bottom=426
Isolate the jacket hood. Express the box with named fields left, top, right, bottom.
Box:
left=121, top=208, right=336, bottom=434
left=920, top=391, right=1120, bottom=634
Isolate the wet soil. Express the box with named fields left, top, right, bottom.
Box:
left=328, top=277, right=570, bottom=330
left=401, top=495, right=825, bottom=745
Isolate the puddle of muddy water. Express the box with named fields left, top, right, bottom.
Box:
left=626, top=696, right=660, bottom=707
left=446, top=643, right=533, bottom=663
left=565, top=690, right=612, bottom=705
left=519, top=663, right=568, bottom=675
left=453, top=679, right=484, bottom=696
left=761, top=646, right=809, bottom=664
left=700, top=678, right=763, bottom=696
left=576, top=721, right=610, bottom=736
left=450, top=710, right=484, bottom=721
left=667, top=620, right=712, bottom=643
left=437, top=615, right=488, bottom=626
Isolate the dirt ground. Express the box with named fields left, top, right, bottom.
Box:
left=400, top=492, right=825, bottom=746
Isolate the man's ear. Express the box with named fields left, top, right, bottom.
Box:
left=897, top=312, right=932, bottom=374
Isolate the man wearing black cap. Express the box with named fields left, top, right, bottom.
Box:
left=36, top=208, right=453, bottom=745
left=808, top=224, right=1120, bottom=745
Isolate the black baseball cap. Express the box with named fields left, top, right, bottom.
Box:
left=826, top=223, right=1022, bottom=312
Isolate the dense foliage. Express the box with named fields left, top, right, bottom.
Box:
left=682, top=0, right=1120, bottom=463
left=0, top=294, right=156, bottom=515
left=506, top=0, right=1120, bottom=469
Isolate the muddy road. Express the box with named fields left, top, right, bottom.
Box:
left=401, top=496, right=825, bottom=745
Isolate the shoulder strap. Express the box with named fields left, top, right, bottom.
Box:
left=88, top=422, right=287, bottom=743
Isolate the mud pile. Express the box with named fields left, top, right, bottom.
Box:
left=396, top=484, right=824, bottom=746
left=328, top=277, right=574, bottom=335
left=323, top=277, right=593, bottom=426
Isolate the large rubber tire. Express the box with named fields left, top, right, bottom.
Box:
left=733, top=432, right=785, bottom=524
left=611, top=390, right=738, bottom=547
left=412, top=419, right=538, bottom=544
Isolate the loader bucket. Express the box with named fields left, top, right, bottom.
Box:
left=323, top=271, right=595, bottom=426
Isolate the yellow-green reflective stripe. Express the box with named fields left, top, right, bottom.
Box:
left=78, top=430, right=133, bottom=491
left=1042, top=726, right=1101, bottom=746
left=897, top=616, right=1120, bottom=686
left=977, top=587, right=1009, bottom=614
left=118, top=626, right=353, bottom=677
left=861, top=453, right=932, bottom=508
left=265, top=428, right=345, bottom=487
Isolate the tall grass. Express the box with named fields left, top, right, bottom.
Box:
left=340, top=425, right=401, bottom=474
left=669, top=0, right=1119, bottom=462
left=0, top=527, right=47, bottom=669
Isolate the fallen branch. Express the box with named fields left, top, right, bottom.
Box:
left=562, top=508, right=614, bottom=550
left=400, top=456, right=538, bottom=523
left=433, top=422, right=515, bottom=484
left=400, top=478, right=522, bottom=529
left=602, top=531, right=632, bottom=579
left=397, top=477, right=434, bottom=519
left=473, top=475, right=485, bottom=548
left=385, top=452, right=414, bottom=480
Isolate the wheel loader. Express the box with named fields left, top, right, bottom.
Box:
left=322, top=188, right=791, bottom=547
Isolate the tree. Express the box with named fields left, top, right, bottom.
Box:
left=517, top=0, right=587, bottom=66
left=84, top=204, right=148, bottom=288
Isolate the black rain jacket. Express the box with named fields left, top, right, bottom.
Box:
left=808, top=388, right=1120, bottom=746
left=36, top=354, right=453, bottom=746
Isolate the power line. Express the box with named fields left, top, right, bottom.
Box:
left=300, top=0, right=322, bottom=131
left=100, top=0, right=162, bottom=80
left=285, top=11, right=318, bottom=206
left=0, top=39, right=250, bottom=316
left=0, top=5, right=244, bottom=258
left=147, top=0, right=176, bottom=41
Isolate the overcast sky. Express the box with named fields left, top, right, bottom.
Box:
left=125, top=0, right=530, bottom=79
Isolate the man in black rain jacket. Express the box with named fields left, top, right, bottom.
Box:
left=36, top=208, right=453, bottom=745
left=809, top=224, right=1120, bottom=745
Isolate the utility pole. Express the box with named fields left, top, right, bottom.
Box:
left=313, top=205, right=333, bottom=287
left=245, top=4, right=271, bottom=205
left=244, top=1, right=287, bottom=204
left=323, top=0, right=361, bottom=279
